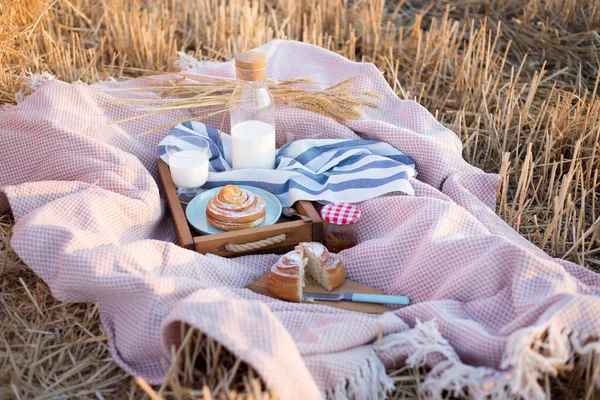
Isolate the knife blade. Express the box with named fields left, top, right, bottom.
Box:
left=303, top=292, right=410, bottom=305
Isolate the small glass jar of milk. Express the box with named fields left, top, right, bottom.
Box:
left=229, top=51, right=276, bottom=170
left=166, top=135, right=211, bottom=204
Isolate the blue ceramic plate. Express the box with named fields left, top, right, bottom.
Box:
left=185, top=185, right=282, bottom=235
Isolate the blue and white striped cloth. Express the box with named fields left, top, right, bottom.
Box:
left=158, top=121, right=416, bottom=207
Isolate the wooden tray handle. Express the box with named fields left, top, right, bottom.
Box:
left=224, top=234, right=287, bottom=253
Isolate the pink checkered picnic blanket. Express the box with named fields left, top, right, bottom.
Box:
left=1, top=40, right=599, bottom=399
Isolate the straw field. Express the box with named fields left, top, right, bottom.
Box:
left=1, top=0, right=600, bottom=398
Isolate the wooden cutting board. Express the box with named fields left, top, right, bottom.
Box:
left=247, top=270, right=389, bottom=314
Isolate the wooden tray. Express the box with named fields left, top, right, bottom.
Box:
left=157, top=159, right=323, bottom=257
left=247, top=270, right=389, bottom=314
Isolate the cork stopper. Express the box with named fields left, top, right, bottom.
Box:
left=235, top=51, right=266, bottom=81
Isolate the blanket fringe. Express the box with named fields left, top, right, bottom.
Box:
left=2, top=72, right=57, bottom=109
left=4, top=55, right=215, bottom=110
left=325, top=351, right=393, bottom=400
left=380, top=320, right=600, bottom=400
left=175, top=51, right=203, bottom=70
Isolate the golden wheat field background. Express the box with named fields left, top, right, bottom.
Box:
left=1, top=0, right=600, bottom=398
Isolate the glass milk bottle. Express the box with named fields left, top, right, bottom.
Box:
left=229, top=51, right=276, bottom=170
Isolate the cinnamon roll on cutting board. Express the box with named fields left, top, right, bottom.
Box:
left=247, top=241, right=387, bottom=314
left=267, top=242, right=346, bottom=302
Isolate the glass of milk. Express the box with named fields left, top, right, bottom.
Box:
left=166, top=135, right=210, bottom=204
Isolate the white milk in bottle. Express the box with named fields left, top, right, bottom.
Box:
left=229, top=51, right=276, bottom=170
left=231, top=120, right=276, bottom=169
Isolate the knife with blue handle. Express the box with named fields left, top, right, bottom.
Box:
left=303, top=292, right=410, bottom=305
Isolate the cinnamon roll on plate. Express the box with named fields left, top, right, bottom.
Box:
left=185, top=185, right=282, bottom=234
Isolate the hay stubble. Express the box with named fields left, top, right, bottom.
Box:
left=1, top=0, right=599, bottom=398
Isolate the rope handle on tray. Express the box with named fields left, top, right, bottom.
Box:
left=224, top=233, right=287, bottom=253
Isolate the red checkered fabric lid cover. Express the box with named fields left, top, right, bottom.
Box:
left=320, top=202, right=361, bottom=225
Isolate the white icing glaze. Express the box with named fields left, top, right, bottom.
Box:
left=283, top=250, right=304, bottom=264
left=213, top=189, right=254, bottom=210
left=270, top=250, right=305, bottom=276
left=300, top=242, right=328, bottom=261
left=207, top=214, right=264, bottom=228
left=323, top=254, right=342, bottom=270
left=269, top=268, right=298, bottom=277
left=208, top=197, right=265, bottom=218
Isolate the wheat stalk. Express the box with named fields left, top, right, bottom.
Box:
left=104, top=75, right=381, bottom=133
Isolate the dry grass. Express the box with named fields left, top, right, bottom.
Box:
left=1, top=0, right=600, bottom=398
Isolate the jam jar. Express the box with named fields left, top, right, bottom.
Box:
left=321, top=202, right=361, bottom=253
